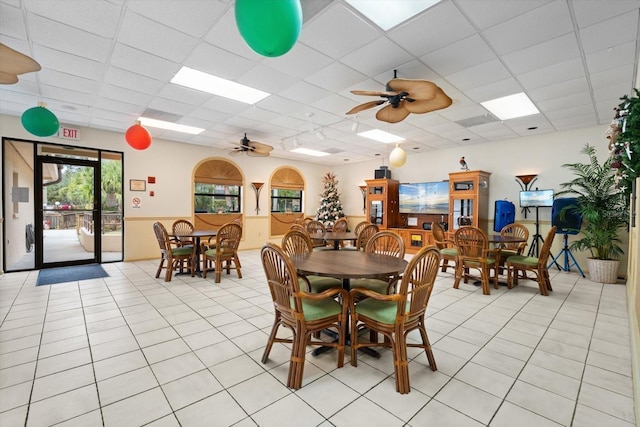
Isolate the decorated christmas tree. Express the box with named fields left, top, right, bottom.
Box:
left=608, top=88, right=640, bottom=201
left=316, top=172, right=345, bottom=227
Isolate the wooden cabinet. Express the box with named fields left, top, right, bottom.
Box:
left=394, top=228, right=434, bottom=254
left=365, top=179, right=399, bottom=229
left=448, top=170, right=491, bottom=234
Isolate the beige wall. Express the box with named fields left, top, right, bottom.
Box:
left=0, top=114, right=628, bottom=278
left=627, top=178, right=639, bottom=423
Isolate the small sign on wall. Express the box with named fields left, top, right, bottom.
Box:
left=58, top=126, right=80, bottom=140
left=131, top=197, right=141, bottom=208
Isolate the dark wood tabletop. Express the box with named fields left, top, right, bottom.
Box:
left=487, top=235, right=527, bottom=248
left=171, top=230, right=217, bottom=239
left=290, top=250, right=407, bottom=286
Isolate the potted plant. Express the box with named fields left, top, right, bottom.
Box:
left=557, top=144, right=629, bottom=283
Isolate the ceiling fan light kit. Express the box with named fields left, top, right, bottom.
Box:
left=231, top=133, right=274, bottom=157
left=347, top=71, right=453, bottom=124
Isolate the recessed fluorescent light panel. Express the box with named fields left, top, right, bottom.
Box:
left=481, top=92, right=540, bottom=120
left=345, top=0, right=442, bottom=30
left=171, top=66, right=270, bottom=104
left=358, top=129, right=405, bottom=144
left=138, top=117, right=204, bottom=135
left=291, top=147, right=330, bottom=157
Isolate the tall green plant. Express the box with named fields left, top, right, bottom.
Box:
left=557, top=144, right=629, bottom=260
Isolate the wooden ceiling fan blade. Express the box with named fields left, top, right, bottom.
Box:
left=346, top=100, right=386, bottom=115
left=0, top=43, right=41, bottom=76
left=376, top=104, right=410, bottom=123
left=249, top=141, right=273, bottom=154
left=351, top=90, right=398, bottom=97
left=0, top=71, right=18, bottom=85
left=404, top=87, right=453, bottom=113
left=387, top=78, right=438, bottom=101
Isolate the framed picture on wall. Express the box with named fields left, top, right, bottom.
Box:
left=130, top=179, right=146, bottom=191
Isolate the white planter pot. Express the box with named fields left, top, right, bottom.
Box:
left=587, top=258, right=620, bottom=284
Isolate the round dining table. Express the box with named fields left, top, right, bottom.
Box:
left=290, top=249, right=408, bottom=290
left=170, top=230, right=217, bottom=276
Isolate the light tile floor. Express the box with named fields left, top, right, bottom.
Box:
left=0, top=249, right=636, bottom=427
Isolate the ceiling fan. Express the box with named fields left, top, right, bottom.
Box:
left=346, top=70, right=452, bottom=123
left=230, top=133, right=273, bottom=157
left=0, top=42, right=41, bottom=85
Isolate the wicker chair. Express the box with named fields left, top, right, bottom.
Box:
left=350, top=230, right=405, bottom=294
left=201, top=222, right=243, bottom=283
left=453, top=226, right=500, bottom=295
left=498, top=223, right=530, bottom=258
left=281, top=229, right=343, bottom=293
left=172, top=219, right=195, bottom=272
left=506, top=226, right=557, bottom=296
left=260, top=243, right=348, bottom=389
left=306, top=219, right=326, bottom=248
left=349, top=245, right=440, bottom=394
left=431, top=222, right=457, bottom=273
left=332, top=217, right=348, bottom=232
left=344, top=223, right=379, bottom=251
left=290, top=223, right=307, bottom=234
left=153, top=222, right=195, bottom=282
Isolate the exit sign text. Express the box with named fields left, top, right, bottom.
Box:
left=59, top=127, right=80, bottom=140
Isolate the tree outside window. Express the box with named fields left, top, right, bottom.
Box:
left=195, top=183, right=241, bottom=213
left=271, top=188, right=302, bottom=213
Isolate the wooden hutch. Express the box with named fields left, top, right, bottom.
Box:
left=447, top=170, right=491, bottom=235
left=365, top=179, right=399, bottom=229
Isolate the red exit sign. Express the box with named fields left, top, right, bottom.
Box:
left=58, top=127, right=80, bottom=140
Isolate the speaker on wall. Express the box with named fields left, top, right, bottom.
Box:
left=374, top=166, right=391, bottom=179
left=552, top=198, right=582, bottom=234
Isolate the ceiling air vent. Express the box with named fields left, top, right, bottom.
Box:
left=455, top=113, right=499, bottom=128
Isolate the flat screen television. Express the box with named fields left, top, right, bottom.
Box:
left=519, top=189, right=554, bottom=208
left=399, top=181, right=449, bottom=214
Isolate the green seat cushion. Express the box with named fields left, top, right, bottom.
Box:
left=308, top=276, right=342, bottom=293
left=506, top=255, right=538, bottom=267
left=500, top=249, right=518, bottom=257
left=171, top=246, right=193, bottom=256
left=351, top=278, right=390, bottom=294
left=355, top=298, right=409, bottom=324
left=291, top=297, right=343, bottom=321
left=204, top=248, right=232, bottom=257
left=464, top=257, right=496, bottom=267
left=440, top=248, right=457, bottom=257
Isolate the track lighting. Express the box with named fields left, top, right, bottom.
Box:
left=351, top=117, right=359, bottom=132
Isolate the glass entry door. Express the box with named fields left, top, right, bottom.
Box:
left=37, top=159, right=98, bottom=267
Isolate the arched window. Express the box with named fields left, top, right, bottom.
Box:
left=270, top=167, right=304, bottom=236
left=194, top=159, right=243, bottom=229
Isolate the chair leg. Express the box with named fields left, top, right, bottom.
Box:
left=350, top=315, right=359, bottom=367
left=418, top=321, right=437, bottom=371
left=480, top=268, right=490, bottom=295
left=165, top=258, right=175, bottom=282
left=537, top=266, right=550, bottom=296
left=155, top=257, right=165, bottom=279
left=261, top=315, right=281, bottom=363
left=453, top=263, right=462, bottom=289
left=288, top=330, right=307, bottom=389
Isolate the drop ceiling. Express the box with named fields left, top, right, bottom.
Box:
left=0, top=0, right=638, bottom=166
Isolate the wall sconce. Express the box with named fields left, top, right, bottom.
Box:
left=251, top=182, right=264, bottom=214
left=515, top=174, right=538, bottom=190
left=515, top=174, right=538, bottom=218
left=359, top=185, right=367, bottom=213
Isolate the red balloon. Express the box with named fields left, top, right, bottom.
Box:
left=125, top=124, right=152, bottom=150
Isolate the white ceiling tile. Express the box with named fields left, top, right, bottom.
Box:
left=444, top=59, right=511, bottom=91
left=29, top=15, right=112, bottom=62
left=501, top=33, right=580, bottom=75
left=0, top=3, right=28, bottom=40
left=238, top=64, right=299, bottom=94
left=518, top=57, right=585, bottom=90
left=101, top=84, right=152, bottom=107
left=481, top=1, right=573, bottom=55
left=110, top=44, right=181, bottom=81
left=305, top=62, right=367, bottom=92
left=37, top=69, right=99, bottom=95
left=94, top=98, right=144, bottom=117
left=421, top=35, right=496, bottom=76
left=579, top=12, right=638, bottom=54
left=266, top=42, right=333, bottom=80
left=528, top=77, right=589, bottom=103
left=299, top=3, right=380, bottom=58
left=155, top=84, right=211, bottom=107
left=203, top=7, right=259, bottom=60
left=388, top=1, right=475, bottom=56
left=147, top=97, right=196, bottom=117
left=585, top=40, right=637, bottom=75
left=118, top=11, right=199, bottom=62
left=26, top=0, right=121, bottom=38
left=463, top=78, right=523, bottom=103
left=572, top=0, right=640, bottom=28
left=125, top=0, right=228, bottom=38
left=590, top=64, right=635, bottom=90
left=39, top=84, right=96, bottom=107
left=257, top=96, right=305, bottom=116
left=456, top=0, right=552, bottom=30
left=279, top=81, right=332, bottom=105
left=340, top=37, right=413, bottom=76
left=183, top=42, right=256, bottom=81
left=104, top=66, right=165, bottom=95
left=31, top=45, right=104, bottom=81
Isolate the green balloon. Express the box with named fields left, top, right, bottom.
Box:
left=21, top=106, right=60, bottom=137
left=235, top=0, right=302, bottom=57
